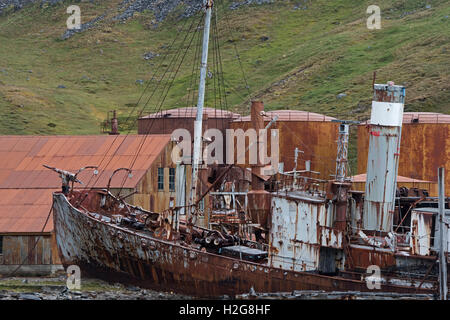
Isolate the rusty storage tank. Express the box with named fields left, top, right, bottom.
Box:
left=357, top=112, right=450, bottom=196
left=138, top=107, right=241, bottom=136
left=230, top=109, right=339, bottom=182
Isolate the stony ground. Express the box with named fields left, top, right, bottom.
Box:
left=0, top=274, right=194, bottom=300
left=0, top=274, right=438, bottom=300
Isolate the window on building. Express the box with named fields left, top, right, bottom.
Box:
left=0, top=235, right=3, bottom=255
left=157, top=168, right=164, bottom=191
left=169, top=168, right=175, bottom=191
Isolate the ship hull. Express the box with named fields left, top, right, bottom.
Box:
left=52, top=192, right=435, bottom=298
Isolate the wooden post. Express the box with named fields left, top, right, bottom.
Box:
left=438, top=167, right=448, bottom=300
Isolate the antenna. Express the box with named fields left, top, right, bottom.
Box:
left=292, top=147, right=304, bottom=188
left=331, top=120, right=359, bottom=182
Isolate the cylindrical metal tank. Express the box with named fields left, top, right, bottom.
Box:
left=358, top=112, right=450, bottom=197
left=363, top=83, right=406, bottom=233
left=138, top=107, right=241, bottom=136
left=230, top=110, right=339, bottom=182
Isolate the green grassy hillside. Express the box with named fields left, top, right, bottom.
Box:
left=0, top=0, right=448, bottom=136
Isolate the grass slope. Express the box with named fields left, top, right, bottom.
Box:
left=0, top=0, right=448, bottom=137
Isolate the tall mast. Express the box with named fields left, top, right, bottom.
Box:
left=188, top=0, right=214, bottom=221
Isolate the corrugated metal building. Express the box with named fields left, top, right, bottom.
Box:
left=0, top=134, right=178, bottom=275
left=231, top=110, right=339, bottom=181
left=357, top=112, right=450, bottom=196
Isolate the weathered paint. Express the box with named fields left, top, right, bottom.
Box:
left=358, top=122, right=450, bottom=197
left=0, top=235, right=53, bottom=265
left=347, top=243, right=441, bottom=279
left=52, top=190, right=434, bottom=297
left=410, top=207, right=450, bottom=255
left=410, top=210, right=434, bottom=256
left=363, top=84, right=405, bottom=232
left=269, top=193, right=343, bottom=272
left=247, top=190, right=271, bottom=229
left=349, top=192, right=364, bottom=233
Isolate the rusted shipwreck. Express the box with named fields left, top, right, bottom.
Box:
left=50, top=0, right=449, bottom=298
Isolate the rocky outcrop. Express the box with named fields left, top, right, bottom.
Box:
left=0, top=0, right=276, bottom=39
left=0, top=0, right=68, bottom=14
left=229, top=0, right=274, bottom=11
left=61, top=12, right=105, bottom=40
left=1, top=0, right=275, bottom=17
left=113, top=0, right=203, bottom=22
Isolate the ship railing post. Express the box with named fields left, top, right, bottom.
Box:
left=438, top=167, right=448, bottom=300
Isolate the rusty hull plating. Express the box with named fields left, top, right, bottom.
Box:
left=52, top=190, right=437, bottom=297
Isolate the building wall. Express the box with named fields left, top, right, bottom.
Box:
left=0, top=233, right=63, bottom=275
left=0, top=234, right=54, bottom=265
left=357, top=123, right=450, bottom=195
left=122, top=141, right=198, bottom=215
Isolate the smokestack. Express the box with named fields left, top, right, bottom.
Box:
left=251, top=101, right=265, bottom=190
left=110, top=110, right=119, bottom=135
left=363, top=82, right=405, bottom=232
left=247, top=101, right=271, bottom=234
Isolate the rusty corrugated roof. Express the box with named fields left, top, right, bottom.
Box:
left=140, top=107, right=241, bottom=119
left=351, top=173, right=433, bottom=183
left=0, top=189, right=55, bottom=233
left=232, top=110, right=336, bottom=122
left=360, top=112, right=450, bottom=125
left=0, top=134, right=171, bottom=234
left=0, top=135, right=171, bottom=189
left=402, top=112, right=450, bottom=124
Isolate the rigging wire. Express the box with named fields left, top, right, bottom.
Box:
left=72, top=1, right=253, bottom=205
left=78, top=10, right=204, bottom=204
left=78, top=16, right=194, bottom=192
left=214, top=10, right=229, bottom=115
left=186, top=19, right=203, bottom=113
left=212, top=4, right=224, bottom=131
left=218, top=0, right=252, bottom=112
left=115, top=11, right=206, bottom=197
